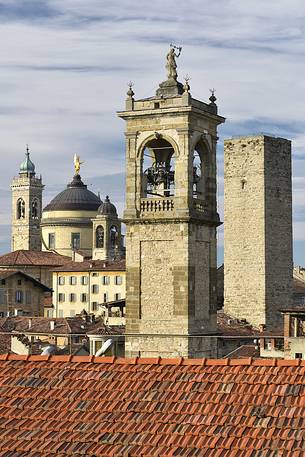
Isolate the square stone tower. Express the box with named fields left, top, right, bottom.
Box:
left=11, top=149, right=43, bottom=251
left=118, top=49, right=225, bottom=358
left=224, top=135, right=293, bottom=329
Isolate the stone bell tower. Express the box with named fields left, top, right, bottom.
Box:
left=118, top=47, right=225, bottom=358
left=92, top=196, right=123, bottom=260
left=11, top=147, right=44, bottom=251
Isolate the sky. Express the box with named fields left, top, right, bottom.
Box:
left=0, top=0, right=304, bottom=265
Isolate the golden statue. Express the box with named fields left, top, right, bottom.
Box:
left=73, top=154, right=84, bottom=175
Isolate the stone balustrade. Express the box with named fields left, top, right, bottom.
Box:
left=140, top=198, right=174, bottom=213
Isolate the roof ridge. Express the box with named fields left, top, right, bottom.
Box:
left=0, top=354, right=302, bottom=367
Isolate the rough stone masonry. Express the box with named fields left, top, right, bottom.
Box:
left=224, top=135, right=293, bottom=329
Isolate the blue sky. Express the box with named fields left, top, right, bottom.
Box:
left=0, top=0, right=304, bottom=265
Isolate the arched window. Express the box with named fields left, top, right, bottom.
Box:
left=31, top=198, right=39, bottom=219
left=192, top=141, right=209, bottom=199
left=96, top=225, right=104, bottom=248
left=17, top=199, right=25, bottom=219
left=141, top=136, right=175, bottom=198
left=110, top=225, right=118, bottom=249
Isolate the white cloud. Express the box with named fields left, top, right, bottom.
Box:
left=0, top=0, right=304, bottom=257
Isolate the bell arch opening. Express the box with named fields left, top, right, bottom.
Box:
left=110, top=225, right=118, bottom=248
left=17, top=198, right=25, bottom=219
left=96, top=225, right=104, bottom=248
left=192, top=140, right=210, bottom=200
left=141, top=137, right=176, bottom=198
left=31, top=198, right=39, bottom=219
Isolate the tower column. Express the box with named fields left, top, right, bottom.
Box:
left=118, top=48, right=225, bottom=358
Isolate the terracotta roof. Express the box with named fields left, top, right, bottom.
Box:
left=0, top=250, right=70, bottom=267
left=87, top=323, right=125, bottom=335
left=0, top=269, right=51, bottom=291
left=53, top=258, right=126, bottom=272
left=223, top=344, right=260, bottom=358
left=217, top=311, right=259, bottom=336
left=0, top=316, right=95, bottom=335
left=0, top=355, right=304, bottom=456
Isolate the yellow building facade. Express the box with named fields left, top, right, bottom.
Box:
left=51, top=260, right=125, bottom=318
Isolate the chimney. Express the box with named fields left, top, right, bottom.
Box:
left=28, top=318, right=32, bottom=329
left=50, top=321, right=55, bottom=331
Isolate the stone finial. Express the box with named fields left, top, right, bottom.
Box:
left=183, top=75, right=191, bottom=93
left=126, top=82, right=135, bottom=110
left=209, top=88, right=217, bottom=104
left=127, top=81, right=135, bottom=99
left=209, top=88, right=217, bottom=114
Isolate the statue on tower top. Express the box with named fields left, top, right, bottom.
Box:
left=73, top=154, right=84, bottom=175
left=166, top=44, right=182, bottom=81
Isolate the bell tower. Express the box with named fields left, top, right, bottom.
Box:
left=92, top=196, right=123, bottom=260
left=11, top=147, right=43, bottom=251
left=118, top=48, right=225, bottom=358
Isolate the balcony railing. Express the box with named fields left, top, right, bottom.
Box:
left=140, top=198, right=174, bottom=213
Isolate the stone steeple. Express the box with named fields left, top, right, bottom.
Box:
left=11, top=147, right=44, bottom=251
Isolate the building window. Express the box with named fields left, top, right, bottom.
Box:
left=81, top=276, right=88, bottom=285
left=17, top=279, right=22, bottom=285
left=58, top=276, right=65, bottom=285
left=69, top=293, right=76, bottom=302
left=102, top=276, right=110, bottom=285
left=103, top=292, right=108, bottom=303
left=96, top=225, right=104, bottom=248
left=92, top=302, right=98, bottom=311
left=295, top=353, right=303, bottom=359
left=25, top=291, right=31, bottom=305
left=0, top=290, right=6, bottom=305
left=110, top=225, right=118, bottom=248
left=81, top=293, right=88, bottom=303
left=0, top=312, right=4, bottom=318
left=115, top=275, right=122, bottom=285
left=114, top=293, right=121, bottom=301
left=1, top=280, right=5, bottom=285
left=264, top=338, right=272, bottom=351
left=31, top=198, right=39, bottom=219
left=71, top=232, right=80, bottom=249
left=48, top=233, right=55, bottom=249
left=274, top=338, right=284, bottom=350
left=92, top=284, right=99, bottom=294
left=17, top=198, right=25, bottom=219
left=58, top=293, right=65, bottom=302
left=70, top=276, right=77, bottom=285
left=58, top=310, right=63, bottom=317
left=16, top=290, right=23, bottom=303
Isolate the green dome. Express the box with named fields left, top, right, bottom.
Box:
left=20, top=151, right=35, bottom=175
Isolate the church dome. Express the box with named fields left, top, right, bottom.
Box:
left=20, top=151, right=35, bottom=175
left=98, top=196, right=117, bottom=216
left=43, top=174, right=101, bottom=212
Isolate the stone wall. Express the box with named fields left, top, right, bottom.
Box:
left=224, top=135, right=292, bottom=329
